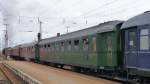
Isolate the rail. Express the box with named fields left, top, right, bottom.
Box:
left=3, top=63, right=42, bottom=84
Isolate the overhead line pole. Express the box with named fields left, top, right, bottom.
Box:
left=4, top=24, right=8, bottom=49
left=35, top=17, right=42, bottom=62
left=38, top=17, right=42, bottom=41
left=4, top=24, right=8, bottom=59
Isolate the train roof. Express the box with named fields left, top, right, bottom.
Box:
left=10, top=42, right=36, bottom=49
left=121, top=11, right=150, bottom=29
left=5, top=47, right=12, bottom=50
left=19, top=42, right=36, bottom=48
left=10, top=45, right=20, bottom=49
left=40, top=20, right=123, bottom=45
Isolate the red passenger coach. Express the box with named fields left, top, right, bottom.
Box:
left=19, top=42, right=36, bottom=60
left=5, top=47, right=13, bottom=56
left=11, top=46, right=20, bottom=57
left=7, top=42, right=36, bottom=60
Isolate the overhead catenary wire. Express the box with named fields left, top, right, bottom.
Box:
left=1, top=0, right=148, bottom=26
left=3, top=0, right=141, bottom=28
left=82, top=0, right=138, bottom=18
left=80, top=0, right=120, bottom=17
left=13, top=0, right=120, bottom=25
left=62, top=0, right=140, bottom=26
left=0, top=0, right=145, bottom=34
left=93, top=0, right=147, bottom=21
left=78, top=0, right=142, bottom=23
left=2, top=1, right=147, bottom=30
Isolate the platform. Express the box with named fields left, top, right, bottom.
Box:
left=3, top=61, right=120, bottom=84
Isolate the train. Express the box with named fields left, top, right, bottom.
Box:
left=3, top=11, right=150, bottom=83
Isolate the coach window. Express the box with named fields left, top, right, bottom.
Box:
left=47, top=44, right=51, bottom=51
left=31, top=46, right=33, bottom=51
left=48, top=44, right=50, bottom=47
left=32, top=46, right=33, bottom=51
left=44, top=45, right=47, bottom=49
left=82, top=38, right=89, bottom=51
left=61, top=42, right=64, bottom=52
left=56, top=43, right=59, bottom=52
left=67, top=41, right=71, bottom=51
left=29, top=47, right=31, bottom=52
left=52, top=43, right=54, bottom=51
left=140, top=28, right=149, bottom=50
left=92, top=37, right=96, bottom=52
left=74, top=40, right=79, bottom=51
left=128, top=31, right=136, bottom=50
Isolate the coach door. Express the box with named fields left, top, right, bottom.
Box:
left=125, top=28, right=138, bottom=68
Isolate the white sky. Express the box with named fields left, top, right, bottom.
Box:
left=0, top=0, right=150, bottom=47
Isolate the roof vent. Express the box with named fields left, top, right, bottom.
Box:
left=144, top=11, right=150, bottom=13
left=57, top=33, right=60, bottom=37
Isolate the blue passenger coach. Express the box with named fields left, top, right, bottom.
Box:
left=121, top=11, right=150, bottom=78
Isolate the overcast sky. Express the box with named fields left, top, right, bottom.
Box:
left=0, top=0, right=150, bottom=47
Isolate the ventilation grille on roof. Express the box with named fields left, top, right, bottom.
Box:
left=144, top=11, right=150, bottom=13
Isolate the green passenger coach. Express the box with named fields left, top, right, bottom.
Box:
left=39, top=20, right=123, bottom=72
left=97, top=22, right=123, bottom=70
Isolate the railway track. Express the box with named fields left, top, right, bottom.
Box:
left=0, top=65, right=10, bottom=84
left=0, top=63, right=25, bottom=84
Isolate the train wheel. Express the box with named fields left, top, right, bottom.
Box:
left=139, top=77, right=150, bottom=84
left=71, top=66, right=81, bottom=72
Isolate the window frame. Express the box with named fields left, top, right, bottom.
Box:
left=128, top=29, right=137, bottom=51
left=61, top=41, right=65, bottom=52
left=139, top=25, right=149, bottom=51
left=67, top=40, right=72, bottom=51
left=82, top=37, right=89, bottom=51
left=74, top=39, right=80, bottom=51
left=55, top=42, right=60, bottom=52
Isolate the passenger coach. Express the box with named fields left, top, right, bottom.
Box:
left=121, top=11, right=150, bottom=79
left=39, top=20, right=123, bottom=73
left=19, top=42, right=36, bottom=60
